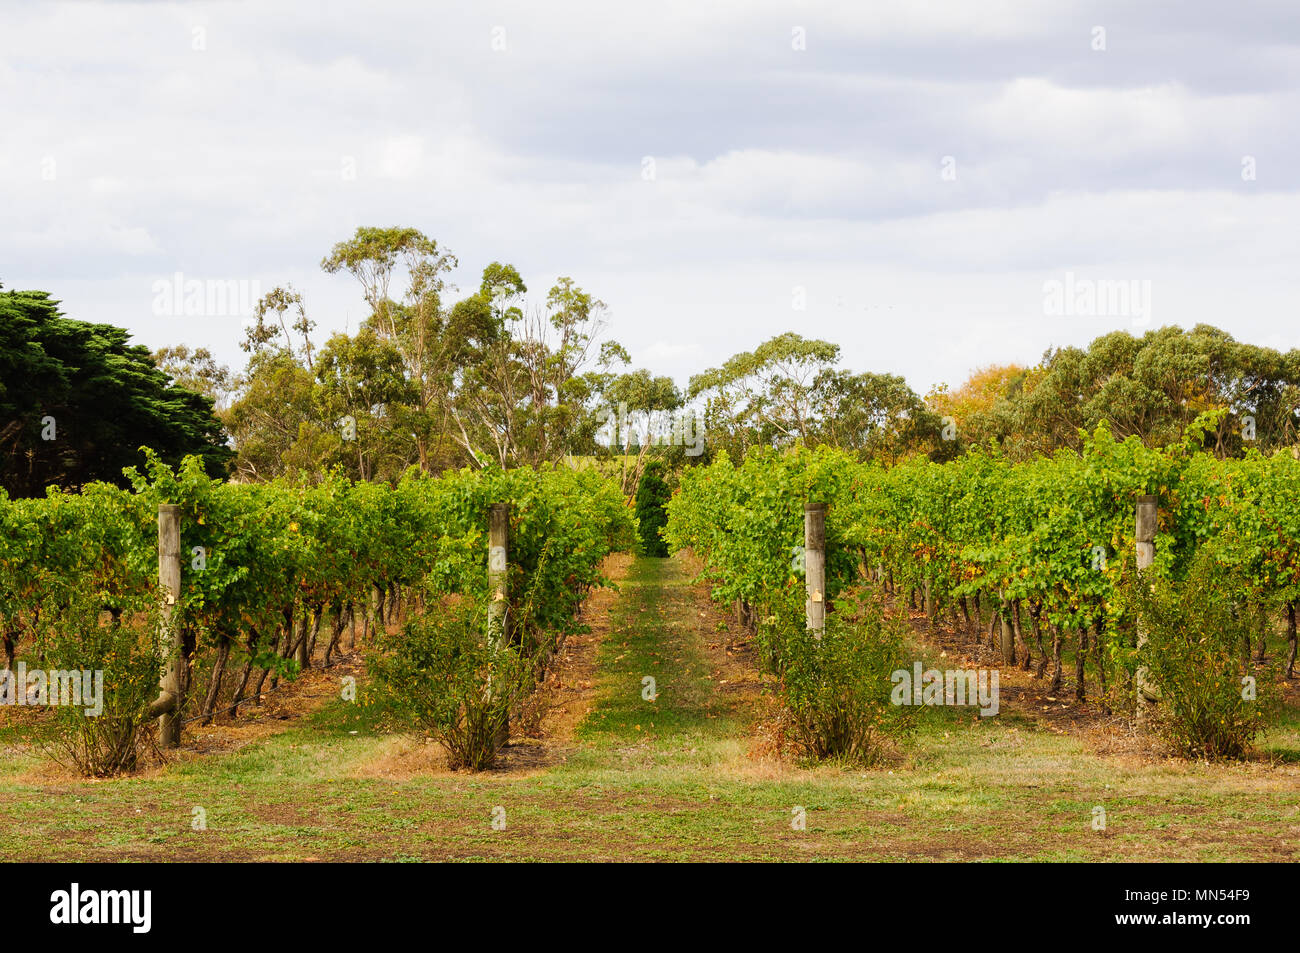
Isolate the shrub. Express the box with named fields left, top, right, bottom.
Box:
left=33, top=596, right=165, bottom=777
left=369, top=601, right=536, bottom=771
left=634, top=460, right=671, bottom=557
left=773, top=590, right=914, bottom=764
left=1126, top=555, right=1281, bottom=759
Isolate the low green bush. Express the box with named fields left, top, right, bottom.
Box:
left=1126, top=555, right=1281, bottom=760
left=32, top=596, right=164, bottom=777
left=368, top=601, right=536, bottom=770
left=773, top=590, right=914, bottom=764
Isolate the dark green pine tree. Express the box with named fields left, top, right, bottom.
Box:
left=0, top=284, right=233, bottom=497
left=634, top=459, right=671, bottom=557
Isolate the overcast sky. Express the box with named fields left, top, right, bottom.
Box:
left=4, top=0, right=1299, bottom=396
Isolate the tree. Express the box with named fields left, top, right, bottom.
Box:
left=634, top=460, right=672, bottom=557
left=450, top=271, right=626, bottom=468
left=152, top=345, right=235, bottom=410
left=596, top=369, right=684, bottom=494
left=222, top=350, right=318, bottom=482
left=224, top=285, right=324, bottom=481
left=230, top=230, right=630, bottom=478
left=0, top=286, right=232, bottom=497
left=925, top=363, right=1028, bottom=455
left=812, top=369, right=940, bottom=463
left=689, top=333, right=840, bottom=456
left=322, top=230, right=527, bottom=472
left=320, top=227, right=449, bottom=337
left=689, top=333, right=934, bottom=463
left=312, top=329, right=416, bottom=481
left=966, top=327, right=1300, bottom=460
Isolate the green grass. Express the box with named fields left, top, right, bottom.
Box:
left=0, top=556, right=1297, bottom=861
left=578, top=556, right=731, bottom=746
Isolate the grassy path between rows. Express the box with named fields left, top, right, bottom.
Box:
left=1, top=555, right=1298, bottom=861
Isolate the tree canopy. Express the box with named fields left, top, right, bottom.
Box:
left=930, top=325, right=1300, bottom=459
left=0, top=285, right=232, bottom=497
left=17, top=228, right=1298, bottom=500
left=689, top=332, right=938, bottom=462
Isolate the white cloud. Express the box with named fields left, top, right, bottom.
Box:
left=377, top=136, right=425, bottom=179
left=1, top=0, right=1298, bottom=398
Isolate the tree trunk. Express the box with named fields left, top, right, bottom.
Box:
left=278, top=606, right=294, bottom=661
left=1093, top=617, right=1109, bottom=714
left=305, top=604, right=323, bottom=662
left=1075, top=624, right=1088, bottom=702
left=324, top=607, right=347, bottom=663
left=229, top=630, right=259, bottom=719
left=1013, top=600, right=1030, bottom=670
left=1287, top=601, right=1297, bottom=679
left=266, top=624, right=285, bottom=694
left=1050, top=623, right=1063, bottom=693
left=293, top=606, right=310, bottom=669
left=181, top=626, right=197, bottom=703
left=1000, top=608, right=1015, bottom=666
left=253, top=665, right=272, bottom=705
left=200, top=636, right=232, bottom=724
left=1032, top=602, right=1047, bottom=678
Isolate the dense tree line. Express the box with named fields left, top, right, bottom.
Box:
left=222, top=227, right=655, bottom=484
left=8, top=235, right=1300, bottom=501
left=928, top=325, right=1300, bottom=459
left=0, top=284, right=231, bottom=498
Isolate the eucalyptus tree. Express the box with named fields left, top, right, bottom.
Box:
left=689, top=332, right=840, bottom=457
left=595, top=369, right=684, bottom=494
left=810, top=369, right=940, bottom=464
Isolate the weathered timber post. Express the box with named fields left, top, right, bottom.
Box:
left=1135, top=494, right=1158, bottom=727
left=488, top=503, right=511, bottom=748
left=157, top=504, right=182, bottom=748
left=488, top=503, right=510, bottom=645
left=805, top=503, right=826, bottom=636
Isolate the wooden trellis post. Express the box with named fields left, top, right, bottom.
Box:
left=488, top=503, right=510, bottom=645
left=1135, top=494, right=1158, bottom=727
left=157, top=504, right=183, bottom=748
left=487, top=503, right=510, bottom=748
left=805, top=503, right=826, bottom=636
